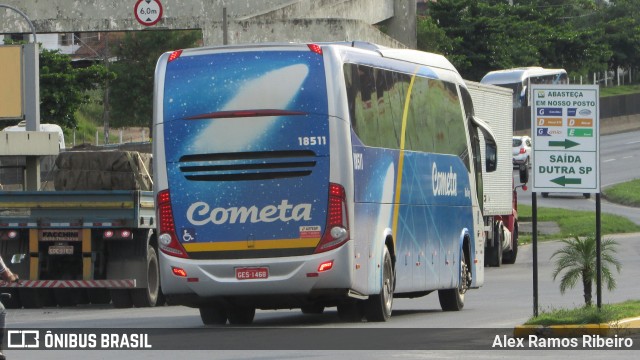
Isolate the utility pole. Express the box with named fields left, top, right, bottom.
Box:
left=103, top=33, right=110, bottom=144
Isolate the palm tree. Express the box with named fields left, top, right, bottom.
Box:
left=551, top=235, right=622, bottom=307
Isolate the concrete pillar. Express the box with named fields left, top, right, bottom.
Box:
left=387, top=0, right=416, bottom=48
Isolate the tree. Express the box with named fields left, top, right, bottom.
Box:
left=599, top=0, right=640, bottom=78
left=423, top=0, right=612, bottom=81
left=39, top=49, right=114, bottom=129
left=108, top=30, right=201, bottom=131
left=1, top=39, right=113, bottom=130
left=551, top=235, right=622, bottom=307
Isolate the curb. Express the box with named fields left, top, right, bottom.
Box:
left=514, top=316, right=640, bottom=338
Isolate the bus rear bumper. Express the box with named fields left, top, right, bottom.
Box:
left=159, top=243, right=356, bottom=308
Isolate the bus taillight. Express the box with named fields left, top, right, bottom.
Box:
left=307, top=44, right=323, bottom=55
left=315, top=183, right=350, bottom=253
left=168, top=49, right=183, bottom=62
left=157, top=190, right=189, bottom=258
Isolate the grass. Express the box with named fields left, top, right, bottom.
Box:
left=518, top=185, right=640, bottom=327
left=599, top=84, right=640, bottom=97
left=68, top=89, right=132, bottom=147
left=603, top=179, right=640, bottom=207
left=525, top=300, right=640, bottom=326
left=517, top=204, right=640, bottom=243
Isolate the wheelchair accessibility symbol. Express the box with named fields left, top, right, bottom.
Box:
left=182, top=228, right=196, bottom=242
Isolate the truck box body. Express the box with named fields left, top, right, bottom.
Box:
left=466, top=81, right=514, bottom=216
left=466, top=80, right=520, bottom=266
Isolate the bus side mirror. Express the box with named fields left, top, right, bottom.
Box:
left=520, top=86, right=528, bottom=107
left=486, top=142, right=497, bottom=172
left=519, top=164, right=529, bottom=184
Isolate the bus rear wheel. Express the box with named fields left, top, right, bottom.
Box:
left=131, top=245, right=160, bottom=307
left=438, top=255, right=470, bottom=311
left=365, top=246, right=394, bottom=322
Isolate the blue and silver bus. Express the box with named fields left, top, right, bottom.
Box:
left=153, top=42, right=497, bottom=324
left=481, top=67, right=568, bottom=109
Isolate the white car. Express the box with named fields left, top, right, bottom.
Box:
left=512, top=135, right=531, bottom=167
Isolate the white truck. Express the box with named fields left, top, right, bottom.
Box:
left=466, top=81, right=527, bottom=266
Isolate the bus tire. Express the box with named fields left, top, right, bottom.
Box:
left=199, top=306, right=227, bottom=325
left=131, top=246, right=160, bottom=308
left=364, top=246, right=394, bottom=322
left=227, top=306, right=255, bottom=325
left=438, top=253, right=470, bottom=311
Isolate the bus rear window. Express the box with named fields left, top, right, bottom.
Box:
left=163, top=50, right=328, bottom=122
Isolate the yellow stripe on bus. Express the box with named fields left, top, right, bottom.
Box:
left=391, top=68, right=419, bottom=240
left=183, top=237, right=321, bottom=252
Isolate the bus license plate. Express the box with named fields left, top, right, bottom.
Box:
left=48, top=245, right=74, bottom=255
left=235, top=267, right=268, bottom=280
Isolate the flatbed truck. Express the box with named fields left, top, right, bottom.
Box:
left=0, top=150, right=161, bottom=309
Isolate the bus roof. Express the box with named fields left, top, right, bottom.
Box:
left=480, top=67, right=567, bottom=85
left=323, top=42, right=463, bottom=85
left=166, top=42, right=465, bottom=87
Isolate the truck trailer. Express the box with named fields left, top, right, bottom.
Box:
left=466, top=80, right=527, bottom=266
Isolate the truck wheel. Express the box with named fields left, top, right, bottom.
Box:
left=485, top=225, right=503, bottom=267
left=438, top=252, right=470, bottom=311
left=227, top=306, right=256, bottom=325
left=132, top=246, right=160, bottom=307
left=502, top=222, right=518, bottom=265
left=364, top=246, right=394, bottom=322
left=110, top=289, right=133, bottom=308
left=199, top=306, right=227, bottom=325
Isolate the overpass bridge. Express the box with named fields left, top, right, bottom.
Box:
left=0, top=0, right=416, bottom=48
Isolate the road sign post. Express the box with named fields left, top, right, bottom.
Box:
left=531, top=84, right=600, bottom=194
left=530, top=84, right=603, bottom=313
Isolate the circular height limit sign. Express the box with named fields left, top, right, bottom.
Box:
left=134, top=0, right=163, bottom=26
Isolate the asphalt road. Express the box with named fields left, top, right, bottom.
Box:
left=6, top=232, right=640, bottom=359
